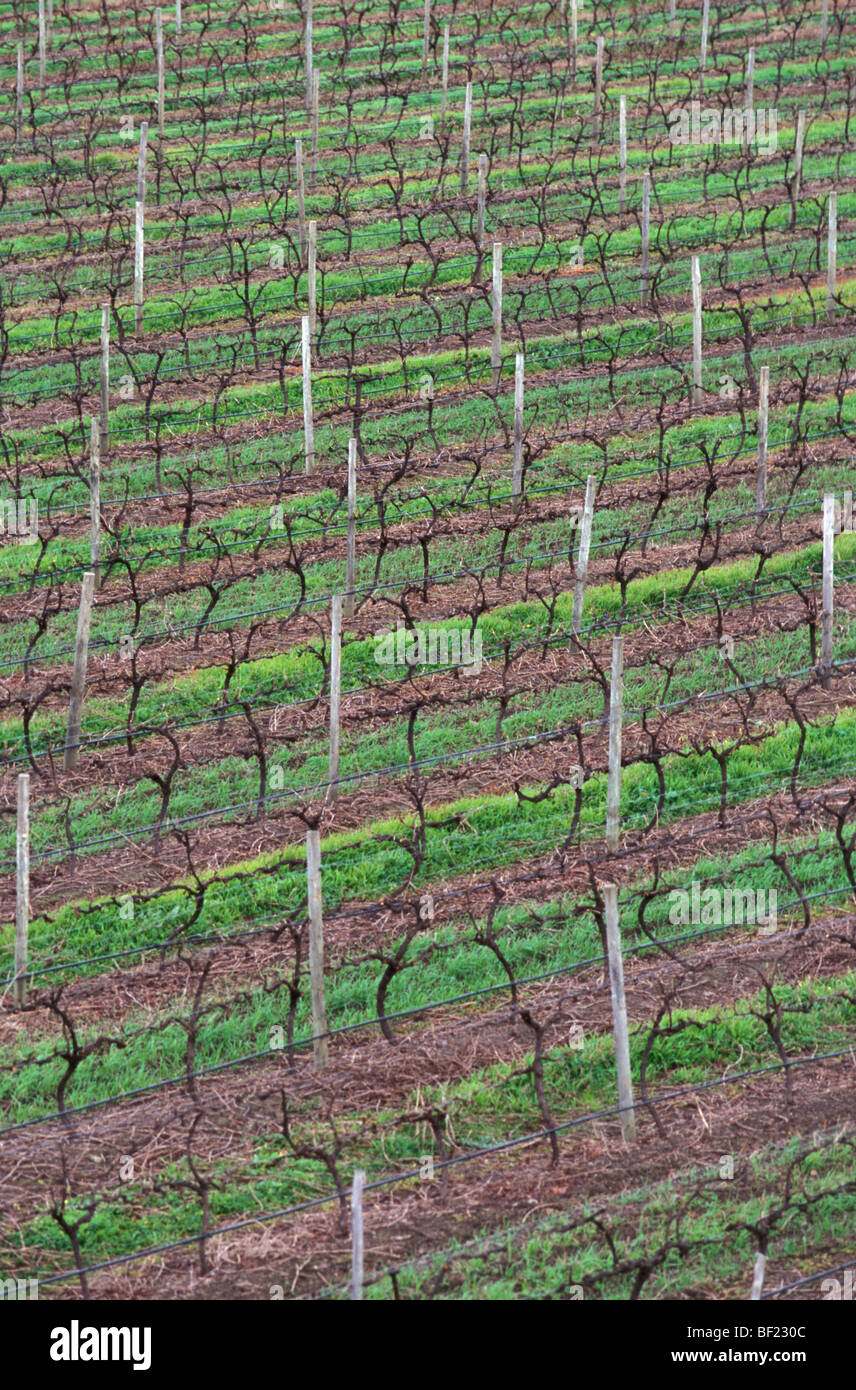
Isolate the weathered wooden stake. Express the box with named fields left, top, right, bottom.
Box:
left=571, top=474, right=595, bottom=634
left=844, top=489, right=853, bottom=533
left=699, top=0, right=710, bottom=93
left=491, top=242, right=503, bottom=389
left=15, top=44, right=24, bottom=150
left=606, top=635, right=623, bottom=850
left=750, top=1251, right=767, bottom=1300
left=14, top=773, right=29, bottom=1008
left=756, top=364, right=769, bottom=514
left=511, top=352, right=525, bottom=503
left=301, top=314, right=315, bottom=474
left=99, top=303, right=110, bottom=458
left=326, top=594, right=342, bottom=801
left=89, top=416, right=101, bottom=588
left=38, top=0, right=46, bottom=88
left=476, top=152, right=487, bottom=256
left=296, top=137, right=307, bottom=267
left=350, top=1169, right=366, bottom=1299
left=792, top=110, right=806, bottom=226
left=821, top=493, right=835, bottom=680
left=305, top=0, right=313, bottom=113
left=691, top=254, right=703, bottom=406
left=744, top=47, right=754, bottom=156
left=603, top=882, right=636, bottom=1143
left=827, top=189, right=837, bottom=319
left=618, top=94, right=627, bottom=213
left=668, top=0, right=676, bottom=39
left=571, top=0, right=578, bottom=80
left=306, top=829, right=329, bottom=1069
left=422, top=0, right=431, bottom=76
left=592, top=36, right=604, bottom=142
left=156, top=8, right=165, bottom=137
left=821, top=0, right=829, bottom=46
left=344, top=437, right=357, bottom=619
left=307, top=218, right=317, bottom=343
left=133, top=198, right=145, bottom=334
left=175, top=0, right=181, bottom=36
left=440, top=24, right=450, bottom=123
left=64, top=573, right=96, bottom=772
left=460, top=80, right=472, bottom=194
left=640, top=170, right=651, bottom=306
left=310, top=68, right=320, bottom=187
left=137, top=120, right=149, bottom=211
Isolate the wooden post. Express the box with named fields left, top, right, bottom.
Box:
left=603, top=883, right=636, bottom=1143
left=791, top=110, right=806, bottom=226
left=350, top=1169, right=366, bottom=1300
left=820, top=0, right=829, bottom=46
left=592, top=36, right=604, bottom=143
left=310, top=68, right=320, bottom=188
left=476, top=152, right=487, bottom=258
left=99, top=303, right=109, bottom=459
left=491, top=242, right=503, bottom=389
left=137, top=120, right=149, bottom=212
left=691, top=254, right=703, bottom=406
left=511, top=352, right=524, bottom=503
left=307, top=218, right=317, bottom=344
left=571, top=474, right=595, bottom=634
left=156, top=7, right=165, bottom=138
left=744, top=47, right=754, bottom=158
left=302, top=315, right=315, bottom=474
left=326, top=594, right=342, bottom=802
left=756, top=365, right=769, bottom=514
left=133, top=198, right=145, bottom=334
left=440, top=24, right=449, bottom=124
left=38, top=0, right=46, bottom=88
left=422, top=0, right=431, bottom=76
left=570, top=0, right=578, bottom=81
left=640, top=170, right=651, bottom=306
left=64, top=572, right=96, bottom=772
left=606, top=635, right=623, bottom=850
left=14, top=773, right=29, bottom=1008
left=844, top=489, right=853, bottom=533
left=344, top=437, right=357, bottom=620
left=295, top=137, right=307, bottom=268
left=175, top=0, right=181, bottom=34
left=89, top=417, right=101, bottom=588
left=15, top=44, right=23, bottom=150
left=699, top=0, right=710, bottom=94
left=821, top=493, right=834, bottom=681
left=460, top=80, right=472, bottom=195
left=826, top=189, right=837, bottom=319
left=618, top=95, right=627, bottom=213
left=750, top=1251, right=767, bottom=1300
left=305, top=0, right=313, bottom=113
left=668, top=0, right=676, bottom=39
left=306, top=829, right=328, bottom=1069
